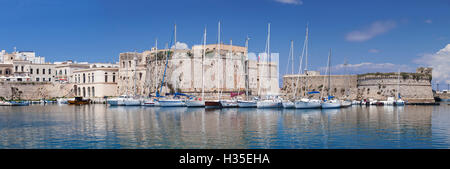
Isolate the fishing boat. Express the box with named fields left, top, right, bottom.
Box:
left=68, top=97, right=90, bottom=105
left=320, top=49, right=341, bottom=109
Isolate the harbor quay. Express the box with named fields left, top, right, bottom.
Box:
left=0, top=47, right=436, bottom=104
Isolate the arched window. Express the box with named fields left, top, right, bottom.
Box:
left=83, top=73, right=86, bottom=83
left=5, top=69, right=11, bottom=75
left=105, top=72, right=108, bottom=82
left=92, top=87, right=95, bottom=97
left=82, top=87, right=86, bottom=97
left=92, top=73, right=94, bottom=82
left=30, top=68, right=33, bottom=74
left=139, top=72, right=143, bottom=80
left=78, top=87, right=81, bottom=96
left=113, top=73, right=116, bottom=82
left=88, top=87, right=91, bottom=97
left=43, top=69, right=45, bottom=74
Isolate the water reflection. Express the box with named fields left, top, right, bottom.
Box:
left=0, top=104, right=448, bottom=149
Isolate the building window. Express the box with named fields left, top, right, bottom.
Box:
left=83, top=73, right=86, bottom=83
left=5, top=69, right=11, bottom=75
left=43, top=69, right=45, bottom=74
left=78, top=87, right=81, bottom=96
left=15, top=66, right=18, bottom=72
left=139, top=72, right=143, bottom=80
left=129, top=61, right=132, bottom=67
left=88, top=87, right=91, bottom=97
left=49, top=78, right=51, bottom=82
left=36, top=69, right=39, bottom=74
left=21, top=66, right=24, bottom=72
left=88, top=73, right=91, bottom=83
left=30, top=69, right=33, bottom=74
left=92, top=87, right=95, bottom=97
left=59, top=70, right=62, bottom=75
left=49, top=69, right=51, bottom=74
left=17, top=78, right=22, bottom=82
left=123, top=61, right=125, bottom=68
left=92, top=73, right=94, bottom=82
left=65, top=69, right=67, bottom=75
left=43, top=78, right=46, bottom=81
left=82, top=87, right=86, bottom=97
left=36, top=77, right=40, bottom=81
left=0, top=70, right=2, bottom=74
left=113, top=73, right=116, bottom=82
left=105, top=72, right=108, bottom=82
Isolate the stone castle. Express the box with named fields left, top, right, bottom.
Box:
left=282, top=67, right=434, bottom=103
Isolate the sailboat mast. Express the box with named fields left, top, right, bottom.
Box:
left=133, top=52, right=137, bottom=97
left=328, top=49, right=331, bottom=97
left=154, top=38, right=158, bottom=95
left=290, top=40, right=295, bottom=99
left=304, top=24, right=309, bottom=95
left=245, top=36, right=249, bottom=100
left=217, top=21, right=221, bottom=100
left=202, top=27, right=206, bottom=100
left=397, top=69, right=400, bottom=99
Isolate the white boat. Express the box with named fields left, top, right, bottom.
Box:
left=257, top=99, right=281, bottom=108
left=384, top=97, right=395, bottom=106
left=0, top=101, right=12, bottom=106
left=351, top=100, right=360, bottom=105
left=57, top=98, right=69, bottom=104
left=321, top=99, right=341, bottom=109
left=237, top=100, right=257, bottom=108
left=294, top=98, right=321, bottom=109
left=341, top=100, right=352, bottom=108
left=395, top=99, right=405, bottom=106
left=282, top=101, right=295, bottom=108
left=107, top=95, right=127, bottom=106
left=185, top=100, right=205, bottom=107
left=220, top=100, right=238, bottom=108
left=124, top=97, right=141, bottom=106
left=158, top=99, right=185, bottom=107
left=142, top=98, right=157, bottom=106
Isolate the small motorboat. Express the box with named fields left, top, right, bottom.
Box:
left=68, top=97, right=90, bottom=105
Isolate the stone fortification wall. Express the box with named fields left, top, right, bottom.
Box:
left=0, top=82, right=74, bottom=100
left=282, top=75, right=358, bottom=100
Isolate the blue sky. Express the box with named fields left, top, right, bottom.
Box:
left=0, top=0, right=449, bottom=86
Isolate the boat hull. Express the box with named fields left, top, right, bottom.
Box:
left=257, top=100, right=281, bottom=108
left=220, top=100, right=238, bottom=108
left=294, top=101, right=321, bottom=109
left=321, top=102, right=341, bottom=109
left=186, top=100, right=205, bottom=107
left=282, top=101, right=295, bottom=108
left=158, top=100, right=185, bottom=107
left=205, top=101, right=222, bottom=108
left=237, top=100, right=257, bottom=108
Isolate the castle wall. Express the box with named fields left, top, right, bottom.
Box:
left=0, top=82, right=75, bottom=100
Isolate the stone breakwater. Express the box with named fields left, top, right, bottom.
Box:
left=282, top=68, right=434, bottom=103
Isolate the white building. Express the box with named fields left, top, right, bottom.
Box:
left=72, top=67, right=119, bottom=98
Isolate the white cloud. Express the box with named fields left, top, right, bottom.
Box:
left=319, top=62, right=414, bottom=75
left=414, top=44, right=450, bottom=84
left=274, top=0, right=303, bottom=5
left=346, top=20, right=397, bottom=42
left=171, top=42, right=189, bottom=50
left=425, top=19, right=433, bottom=24
left=368, top=49, right=380, bottom=53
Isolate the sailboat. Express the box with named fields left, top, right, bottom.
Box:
left=321, top=49, right=341, bottom=109
left=294, top=24, right=321, bottom=109
left=395, top=69, right=405, bottom=106
left=219, top=39, right=239, bottom=108
left=205, top=21, right=223, bottom=109
left=340, top=59, right=352, bottom=108
left=282, top=40, right=295, bottom=108
left=237, top=36, right=258, bottom=108
left=158, top=24, right=187, bottom=107
left=143, top=39, right=159, bottom=106
left=186, top=27, right=207, bottom=107
left=124, top=52, right=142, bottom=106
left=257, top=23, right=282, bottom=108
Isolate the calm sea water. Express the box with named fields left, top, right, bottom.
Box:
left=0, top=103, right=449, bottom=149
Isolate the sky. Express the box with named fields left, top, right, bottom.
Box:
left=0, top=0, right=449, bottom=88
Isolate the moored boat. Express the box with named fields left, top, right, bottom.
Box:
left=237, top=100, right=257, bottom=108
left=158, top=99, right=185, bottom=107
left=294, top=98, right=321, bottom=109
left=321, top=99, right=341, bottom=109
left=205, top=100, right=222, bottom=108
left=68, top=97, right=90, bottom=105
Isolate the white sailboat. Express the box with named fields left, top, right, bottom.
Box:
left=294, top=24, right=321, bottom=109
left=340, top=59, right=352, bottom=108
left=257, top=23, right=281, bottom=108
left=205, top=21, right=223, bottom=108
left=219, top=39, right=239, bottom=108
left=124, top=52, right=142, bottom=106
left=238, top=36, right=258, bottom=108
left=282, top=40, right=295, bottom=108
left=158, top=24, right=186, bottom=107
left=395, top=69, right=405, bottom=106
left=143, top=39, right=159, bottom=106
left=321, top=49, right=341, bottom=109
left=186, top=27, right=207, bottom=107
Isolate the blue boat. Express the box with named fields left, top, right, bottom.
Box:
left=9, top=101, right=30, bottom=106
